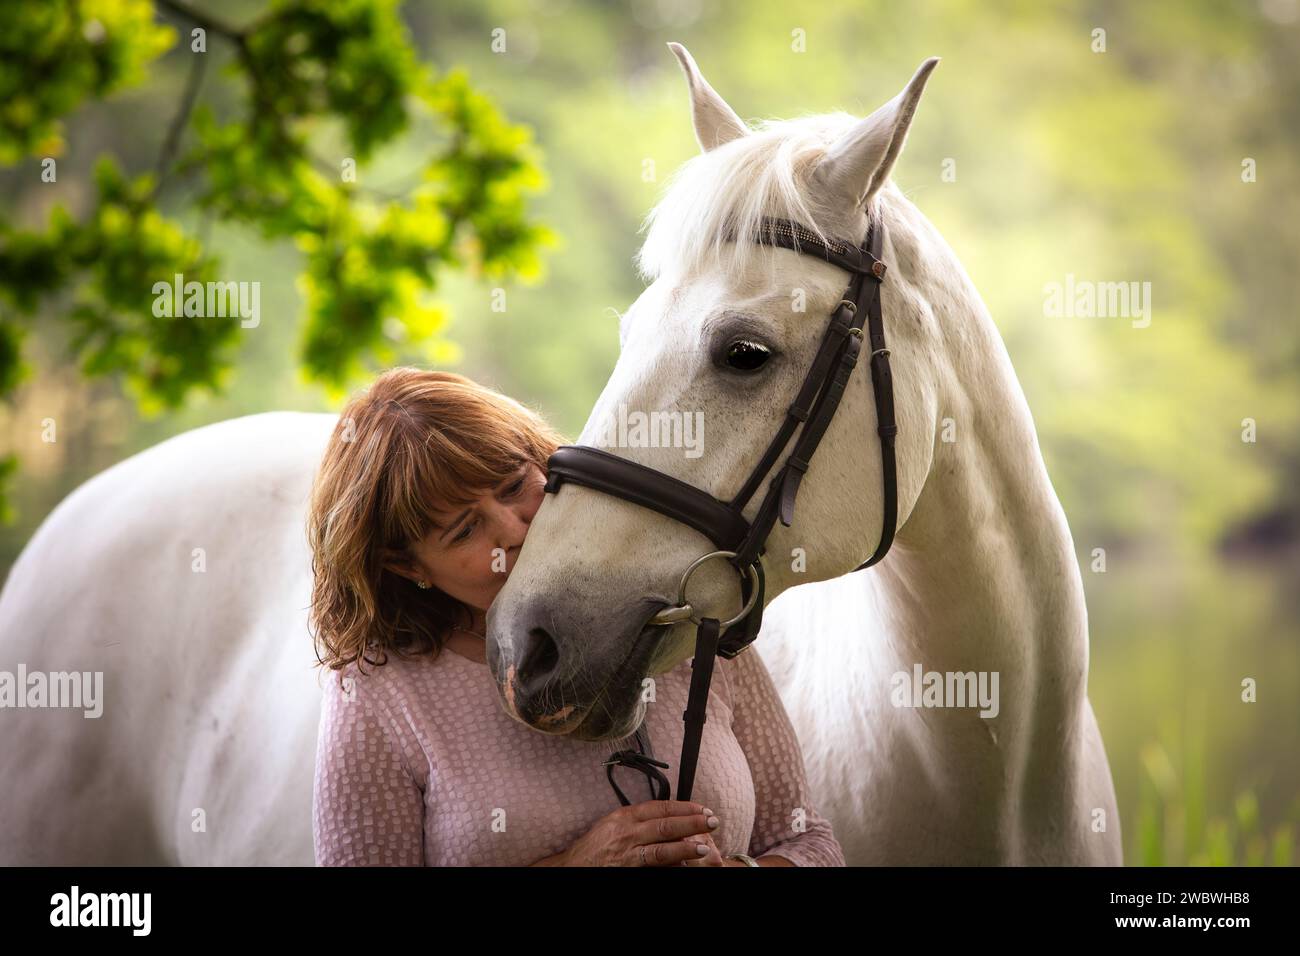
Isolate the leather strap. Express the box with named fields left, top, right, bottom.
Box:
left=716, top=559, right=763, bottom=658
left=603, top=612, right=738, bottom=807
left=729, top=216, right=895, bottom=573
left=604, top=720, right=671, bottom=806
left=544, top=446, right=766, bottom=655
left=728, top=297, right=859, bottom=512
left=750, top=217, right=885, bottom=278
left=853, top=236, right=898, bottom=570
left=675, top=616, right=721, bottom=802
left=545, top=445, right=751, bottom=553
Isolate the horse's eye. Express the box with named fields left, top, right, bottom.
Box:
left=725, top=339, right=771, bottom=371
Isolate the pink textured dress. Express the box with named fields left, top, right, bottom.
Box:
left=313, top=640, right=845, bottom=866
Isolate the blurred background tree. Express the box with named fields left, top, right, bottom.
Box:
left=0, top=0, right=555, bottom=520
left=0, top=0, right=1296, bottom=865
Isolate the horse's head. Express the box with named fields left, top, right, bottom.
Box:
left=487, top=44, right=943, bottom=741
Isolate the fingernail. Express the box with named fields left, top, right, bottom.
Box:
left=696, top=844, right=710, bottom=856
left=703, top=808, right=714, bottom=816
left=707, top=816, right=720, bottom=829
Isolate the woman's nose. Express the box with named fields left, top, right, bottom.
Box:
left=484, top=500, right=529, bottom=548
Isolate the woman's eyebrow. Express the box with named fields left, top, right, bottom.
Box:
left=435, top=470, right=525, bottom=541
left=494, top=465, right=528, bottom=490
left=436, top=508, right=472, bottom=542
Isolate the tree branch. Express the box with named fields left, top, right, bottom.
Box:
left=153, top=49, right=207, bottom=192
left=154, top=0, right=247, bottom=44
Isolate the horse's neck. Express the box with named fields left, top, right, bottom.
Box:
left=878, top=434, right=1089, bottom=700
left=877, top=202, right=1089, bottom=740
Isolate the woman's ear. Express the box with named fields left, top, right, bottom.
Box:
left=380, top=548, right=421, bottom=584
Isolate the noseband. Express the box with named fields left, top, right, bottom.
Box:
left=544, top=214, right=899, bottom=804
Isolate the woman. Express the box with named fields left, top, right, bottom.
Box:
left=308, top=366, right=845, bottom=866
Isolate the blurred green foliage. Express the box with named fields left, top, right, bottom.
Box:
left=1138, top=742, right=1297, bottom=865
left=0, top=0, right=556, bottom=505
left=0, top=0, right=174, bottom=165
left=0, top=0, right=1296, bottom=866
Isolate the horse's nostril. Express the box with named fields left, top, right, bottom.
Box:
left=516, top=626, right=560, bottom=695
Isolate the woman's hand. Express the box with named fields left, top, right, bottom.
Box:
left=554, top=800, right=721, bottom=866
left=678, top=830, right=726, bottom=866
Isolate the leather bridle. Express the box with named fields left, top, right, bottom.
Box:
left=543, top=214, right=899, bottom=804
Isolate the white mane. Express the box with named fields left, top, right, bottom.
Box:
left=634, top=112, right=865, bottom=284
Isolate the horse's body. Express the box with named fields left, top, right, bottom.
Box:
left=758, top=573, right=1120, bottom=865
left=0, top=411, right=335, bottom=865
left=0, top=47, right=1121, bottom=865
left=0, top=403, right=1119, bottom=865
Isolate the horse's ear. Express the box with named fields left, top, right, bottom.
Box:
left=667, top=42, right=749, bottom=152
left=811, top=57, right=940, bottom=209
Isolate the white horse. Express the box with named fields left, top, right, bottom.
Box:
left=0, top=411, right=336, bottom=864
left=486, top=45, right=1122, bottom=865
left=0, top=46, right=1120, bottom=865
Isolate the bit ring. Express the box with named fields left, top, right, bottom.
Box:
left=648, top=550, right=760, bottom=629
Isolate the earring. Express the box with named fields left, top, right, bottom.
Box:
left=416, top=580, right=430, bottom=589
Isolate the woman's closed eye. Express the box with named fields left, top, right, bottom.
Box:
left=451, top=477, right=524, bottom=543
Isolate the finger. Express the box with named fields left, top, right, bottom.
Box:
left=625, top=800, right=709, bottom=822
left=679, top=834, right=723, bottom=867
left=679, top=844, right=724, bottom=867
left=633, top=811, right=719, bottom=846
left=635, top=839, right=716, bottom=867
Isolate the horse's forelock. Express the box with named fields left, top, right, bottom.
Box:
left=633, top=112, right=863, bottom=285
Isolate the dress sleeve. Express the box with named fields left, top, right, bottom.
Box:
left=723, top=647, right=846, bottom=867
left=313, top=667, right=426, bottom=866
